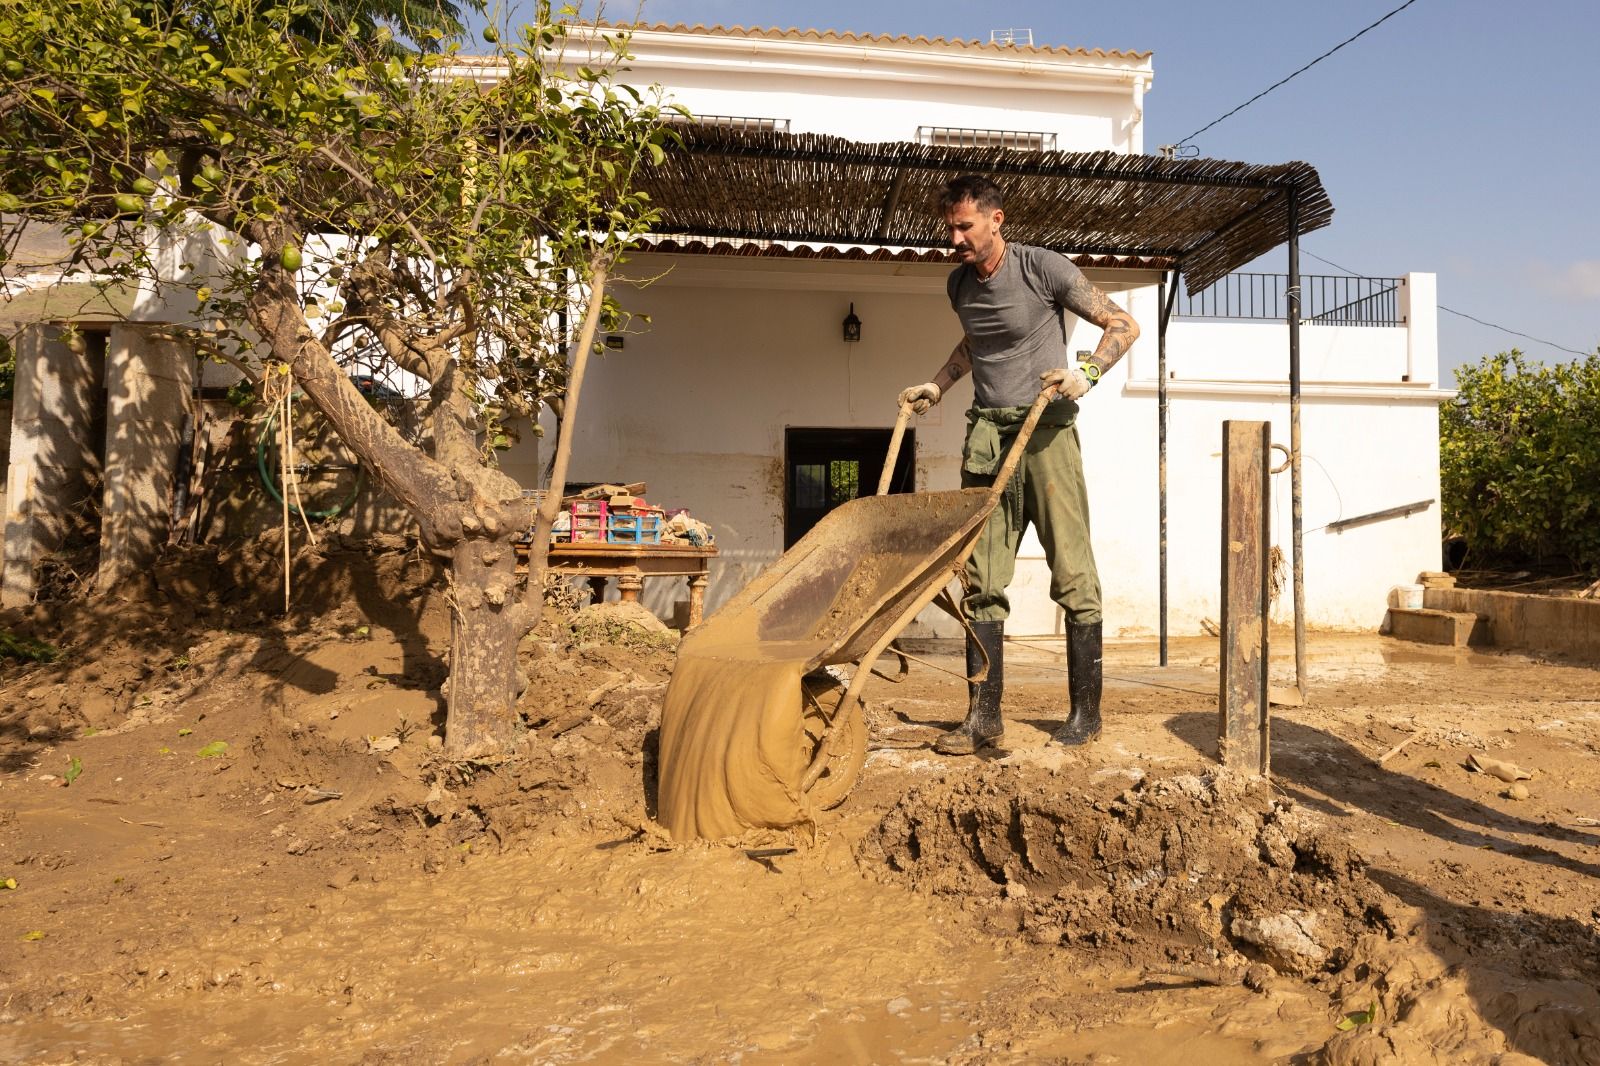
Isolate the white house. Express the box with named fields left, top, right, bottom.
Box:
left=526, top=23, right=1446, bottom=640
left=1, top=22, right=1447, bottom=645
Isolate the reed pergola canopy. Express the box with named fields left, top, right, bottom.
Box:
left=641, top=126, right=1334, bottom=293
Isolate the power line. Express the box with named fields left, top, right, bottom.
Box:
left=1174, top=0, right=1423, bottom=149
left=1301, top=249, right=1371, bottom=277
left=1303, top=249, right=1592, bottom=359
left=1435, top=307, right=1591, bottom=359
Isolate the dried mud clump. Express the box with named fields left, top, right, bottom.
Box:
left=568, top=601, right=679, bottom=652
left=864, top=766, right=1397, bottom=976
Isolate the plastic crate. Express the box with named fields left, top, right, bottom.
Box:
left=562, top=500, right=604, bottom=544
left=607, top=513, right=662, bottom=545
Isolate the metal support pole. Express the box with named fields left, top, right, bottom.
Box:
left=1157, top=274, right=1177, bottom=667
left=1286, top=190, right=1308, bottom=698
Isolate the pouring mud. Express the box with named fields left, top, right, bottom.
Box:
left=656, top=636, right=815, bottom=839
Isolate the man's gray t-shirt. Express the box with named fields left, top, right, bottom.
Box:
left=948, top=243, right=1086, bottom=408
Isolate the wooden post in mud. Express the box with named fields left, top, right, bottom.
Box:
left=1219, top=421, right=1271, bottom=776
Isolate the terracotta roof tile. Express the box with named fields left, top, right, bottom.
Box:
left=617, top=22, right=1150, bottom=61
left=637, top=239, right=1173, bottom=273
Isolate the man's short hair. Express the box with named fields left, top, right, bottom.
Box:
left=938, top=175, right=1004, bottom=214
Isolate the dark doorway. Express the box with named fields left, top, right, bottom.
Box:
left=784, top=426, right=915, bottom=548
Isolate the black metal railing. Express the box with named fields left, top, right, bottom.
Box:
left=1176, top=273, right=1403, bottom=326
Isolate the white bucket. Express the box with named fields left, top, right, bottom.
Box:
left=1389, top=583, right=1425, bottom=609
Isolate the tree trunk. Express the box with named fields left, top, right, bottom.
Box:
left=246, top=225, right=538, bottom=755
left=444, top=531, right=527, bottom=755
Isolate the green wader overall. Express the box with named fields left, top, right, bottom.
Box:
left=959, top=400, right=1103, bottom=626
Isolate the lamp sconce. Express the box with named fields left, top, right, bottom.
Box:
left=842, top=303, right=862, bottom=343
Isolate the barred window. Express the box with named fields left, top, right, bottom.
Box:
left=672, top=114, right=791, bottom=134
left=918, top=126, right=1057, bottom=151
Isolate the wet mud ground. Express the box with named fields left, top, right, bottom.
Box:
left=2, top=572, right=1599, bottom=1064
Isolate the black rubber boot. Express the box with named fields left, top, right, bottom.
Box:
left=1054, top=621, right=1102, bottom=746
left=934, top=620, right=1005, bottom=755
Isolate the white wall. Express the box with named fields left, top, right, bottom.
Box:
left=605, top=28, right=1152, bottom=153
left=561, top=254, right=964, bottom=628
left=559, top=255, right=1447, bottom=638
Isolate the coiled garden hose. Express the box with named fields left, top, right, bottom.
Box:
left=256, top=399, right=366, bottom=519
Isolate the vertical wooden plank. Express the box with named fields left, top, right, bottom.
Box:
left=1219, top=420, right=1272, bottom=776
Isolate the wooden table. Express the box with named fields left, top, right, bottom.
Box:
left=526, top=541, right=719, bottom=626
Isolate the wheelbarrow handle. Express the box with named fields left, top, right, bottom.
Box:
left=877, top=402, right=915, bottom=496
left=982, top=385, right=1061, bottom=512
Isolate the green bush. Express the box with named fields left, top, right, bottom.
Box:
left=1441, top=349, right=1600, bottom=571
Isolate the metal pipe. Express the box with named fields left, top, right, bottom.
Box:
left=1157, top=273, right=1177, bottom=667
left=1286, top=191, right=1307, bottom=697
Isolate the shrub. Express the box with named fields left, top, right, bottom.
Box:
left=1440, top=349, right=1600, bottom=571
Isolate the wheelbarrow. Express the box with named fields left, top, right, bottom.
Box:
left=656, top=387, right=1063, bottom=840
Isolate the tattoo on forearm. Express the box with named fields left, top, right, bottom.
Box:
left=1090, top=316, right=1137, bottom=372
left=1061, top=277, right=1139, bottom=374
left=935, top=336, right=972, bottom=390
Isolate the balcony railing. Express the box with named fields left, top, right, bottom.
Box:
left=1176, top=273, right=1403, bottom=327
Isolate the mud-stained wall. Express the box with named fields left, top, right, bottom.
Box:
left=1425, top=587, right=1600, bottom=662
left=557, top=256, right=968, bottom=634
left=554, top=254, right=1446, bottom=640
left=2, top=323, right=107, bottom=606
left=185, top=399, right=418, bottom=546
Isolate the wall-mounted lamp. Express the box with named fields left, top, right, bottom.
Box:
left=842, top=303, right=862, bottom=343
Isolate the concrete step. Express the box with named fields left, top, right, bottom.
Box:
left=1385, top=607, right=1489, bottom=648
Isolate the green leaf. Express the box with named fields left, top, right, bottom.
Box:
left=64, top=756, right=83, bottom=786
left=31, top=88, right=55, bottom=103
left=196, top=741, right=229, bottom=759
left=222, top=67, right=251, bottom=87
left=1336, top=1001, right=1379, bottom=1032
left=177, top=728, right=193, bottom=736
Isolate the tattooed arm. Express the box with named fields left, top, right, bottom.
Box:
left=899, top=335, right=972, bottom=412
left=932, top=335, right=973, bottom=393
left=1060, top=273, right=1140, bottom=378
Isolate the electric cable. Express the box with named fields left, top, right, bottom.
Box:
left=1175, top=0, right=1423, bottom=149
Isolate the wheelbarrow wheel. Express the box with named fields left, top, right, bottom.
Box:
left=800, top=678, right=867, bottom=811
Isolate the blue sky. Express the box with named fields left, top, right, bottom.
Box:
left=491, top=1, right=1599, bottom=375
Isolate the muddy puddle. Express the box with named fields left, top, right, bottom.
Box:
left=2, top=832, right=1000, bottom=1063
left=6, top=545, right=1600, bottom=1065
left=1, top=828, right=1336, bottom=1066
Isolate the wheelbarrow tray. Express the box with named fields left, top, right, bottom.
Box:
left=659, top=392, right=1061, bottom=836
left=690, top=487, right=993, bottom=668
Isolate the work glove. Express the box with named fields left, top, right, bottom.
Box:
left=1040, top=364, right=1096, bottom=401
left=898, top=382, right=942, bottom=413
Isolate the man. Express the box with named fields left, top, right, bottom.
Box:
left=899, top=174, right=1139, bottom=755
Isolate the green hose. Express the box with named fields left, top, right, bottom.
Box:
left=256, top=401, right=365, bottom=519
